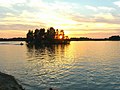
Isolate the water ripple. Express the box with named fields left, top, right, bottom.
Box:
left=0, top=41, right=120, bottom=90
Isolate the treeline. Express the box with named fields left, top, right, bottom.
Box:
left=109, top=35, right=120, bottom=40
left=70, top=35, right=120, bottom=41
left=0, top=35, right=120, bottom=41
left=26, top=27, right=69, bottom=44
left=0, top=38, right=26, bottom=41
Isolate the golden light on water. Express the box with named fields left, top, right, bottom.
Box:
left=26, top=44, right=75, bottom=76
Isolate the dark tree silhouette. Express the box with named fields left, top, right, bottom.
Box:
left=26, top=27, right=70, bottom=44
left=109, top=35, right=120, bottom=40
left=26, top=30, right=34, bottom=43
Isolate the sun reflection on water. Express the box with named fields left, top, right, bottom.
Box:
left=0, top=41, right=120, bottom=90
left=26, top=44, right=76, bottom=89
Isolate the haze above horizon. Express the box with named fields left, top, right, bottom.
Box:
left=0, top=0, right=120, bottom=38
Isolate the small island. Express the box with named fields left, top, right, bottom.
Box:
left=26, top=27, right=70, bottom=44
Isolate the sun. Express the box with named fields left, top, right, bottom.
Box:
left=59, top=35, right=63, bottom=39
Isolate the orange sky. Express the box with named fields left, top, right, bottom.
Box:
left=0, top=0, right=120, bottom=38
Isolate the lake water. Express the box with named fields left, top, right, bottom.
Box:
left=0, top=41, right=120, bottom=90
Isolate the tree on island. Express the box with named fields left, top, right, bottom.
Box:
left=109, top=35, right=120, bottom=40
left=27, top=30, right=34, bottom=43
left=26, top=27, right=69, bottom=44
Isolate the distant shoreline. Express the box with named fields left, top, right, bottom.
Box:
left=70, top=39, right=120, bottom=41
left=0, top=38, right=26, bottom=41
left=0, top=35, right=120, bottom=41
left=0, top=38, right=120, bottom=41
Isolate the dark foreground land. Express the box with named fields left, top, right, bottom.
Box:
left=0, top=72, right=24, bottom=90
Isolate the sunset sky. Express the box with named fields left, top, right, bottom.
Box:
left=0, top=0, right=120, bottom=38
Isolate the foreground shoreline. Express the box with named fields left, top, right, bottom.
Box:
left=0, top=72, right=24, bottom=90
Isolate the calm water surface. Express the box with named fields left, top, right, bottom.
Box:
left=0, top=41, right=120, bottom=90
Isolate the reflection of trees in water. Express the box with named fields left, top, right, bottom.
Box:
left=25, top=44, right=76, bottom=89
left=26, top=44, right=70, bottom=63
left=26, top=44, right=71, bottom=78
left=26, top=44, right=71, bottom=70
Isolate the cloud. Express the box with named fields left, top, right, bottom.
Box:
left=0, top=0, right=79, bottom=28
left=94, top=13, right=115, bottom=20
left=0, top=0, right=26, bottom=7
left=0, top=24, right=37, bottom=30
left=98, top=6, right=115, bottom=11
left=114, top=0, right=120, bottom=7
left=67, top=29, right=120, bottom=38
left=85, top=5, right=115, bottom=12
left=0, top=0, right=119, bottom=31
left=85, top=5, right=97, bottom=11
left=70, top=11, right=120, bottom=26
left=0, top=0, right=120, bottom=38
